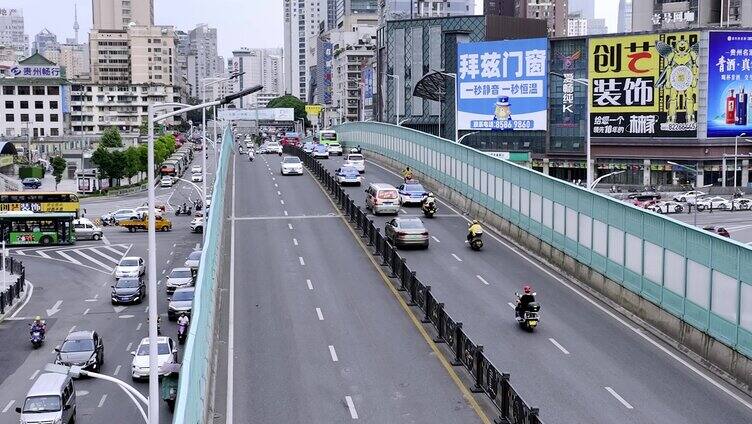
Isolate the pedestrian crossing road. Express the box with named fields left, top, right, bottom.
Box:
left=12, top=243, right=132, bottom=274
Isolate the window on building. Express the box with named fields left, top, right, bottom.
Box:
left=20, top=101, right=28, bottom=109
left=50, top=114, right=59, bottom=122
left=33, top=86, right=45, bottom=95
left=50, top=128, right=59, bottom=136
left=50, top=101, right=58, bottom=109
left=4, top=101, right=12, bottom=109
left=20, top=114, right=29, bottom=122
left=5, top=114, right=13, bottom=122
left=2, top=86, right=13, bottom=95
left=35, top=114, right=44, bottom=122
left=35, top=101, right=43, bottom=109
left=17, top=86, right=30, bottom=95
left=48, top=86, right=59, bottom=95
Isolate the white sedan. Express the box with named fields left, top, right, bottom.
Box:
left=696, top=196, right=730, bottom=210
left=344, top=153, right=365, bottom=173
left=280, top=157, right=304, bottom=175
left=160, top=176, right=175, bottom=187
left=191, top=172, right=203, bottom=182
left=732, top=198, right=752, bottom=210
left=672, top=190, right=706, bottom=204
left=130, top=336, right=178, bottom=380
left=650, top=201, right=684, bottom=214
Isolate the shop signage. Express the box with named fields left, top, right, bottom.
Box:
left=706, top=31, right=752, bottom=137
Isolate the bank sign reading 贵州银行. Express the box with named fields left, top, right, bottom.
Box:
left=589, top=32, right=699, bottom=138
left=706, top=31, right=752, bottom=138
left=456, top=38, right=548, bottom=131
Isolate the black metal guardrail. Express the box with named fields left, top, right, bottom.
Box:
left=285, top=145, right=543, bottom=424
left=0, top=256, right=25, bottom=315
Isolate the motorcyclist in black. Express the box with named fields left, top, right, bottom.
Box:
left=515, top=285, right=536, bottom=320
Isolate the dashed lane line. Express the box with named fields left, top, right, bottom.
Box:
left=345, top=396, right=358, bottom=419
left=328, top=345, right=339, bottom=362
left=605, top=387, right=634, bottom=409
left=2, top=400, right=14, bottom=413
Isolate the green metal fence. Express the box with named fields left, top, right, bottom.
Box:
left=173, top=127, right=232, bottom=423
left=336, top=122, right=752, bottom=358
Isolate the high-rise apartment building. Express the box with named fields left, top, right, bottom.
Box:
left=617, top=0, right=632, bottom=33
left=174, top=30, right=190, bottom=93
left=33, top=29, right=59, bottom=55
left=631, top=0, right=752, bottom=31
left=230, top=48, right=285, bottom=108
left=284, top=0, right=328, bottom=100
left=43, top=43, right=90, bottom=80
left=0, top=8, right=29, bottom=61
left=92, top=0, right=154, bottom=30
left=484, top=0, right=515, bottom=16
left=515, top=0, right=568, bottom=37
left=568, top=0, right=595, bottom=20
left=186, top=24, right=221, bottom=98
left=379, top=0, right=473, bottom=23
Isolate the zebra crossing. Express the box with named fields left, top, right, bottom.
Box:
left=13, top=243, right=132, bottom=273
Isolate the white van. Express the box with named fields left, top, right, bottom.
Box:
left=17, top=372, right=76, bottom=424
left=365, top=183, right=400, bottom=215
left=73, top=218, right=103, bottom=241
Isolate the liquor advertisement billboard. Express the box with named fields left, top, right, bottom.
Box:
left=456, top=38, right=548, bottom=131
left=707, top=31, right=752, bottom=137
left=588, top=32, right=699, bottom=138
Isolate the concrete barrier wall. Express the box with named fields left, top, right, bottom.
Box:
left=336, top=122, right=752, bottom=391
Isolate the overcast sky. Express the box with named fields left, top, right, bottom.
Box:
left=5, top=0, right=619, bottom=58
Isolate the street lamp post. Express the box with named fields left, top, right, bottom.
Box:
left=668, top=161, right=712, bottom=227
left=734, top=133, right=747, bottom=190
left=431, top=69, right=458, bottom=142
left=458, top=131, right=479, bottom=144
left=145, top=86, right=259, bottom=424
left=550, top=72, right=592, bottom=188
left=386, top=74, right=400, bottom=125
left=589, top=170, right=625, bottom=190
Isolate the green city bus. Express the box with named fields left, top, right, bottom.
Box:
left=0, top=212, right=76, bottom=246
left=318, top=130, right=339, bottom=145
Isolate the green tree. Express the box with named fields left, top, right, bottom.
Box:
left=100, top=127, right=123, bottom=148
left=91, top=147, right=113, bottom=186
left=108, top=150, right=126, bottom=185
left=185, top=97, right=213, bottom=127
left=266, top=94, right=308, bottom=126
left=50, top=156, right=67, bottom=190
left=124, top=147, right=141, bottom=184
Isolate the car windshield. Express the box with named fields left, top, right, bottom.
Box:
left=23, top=395, right=61, bottom=413
left=348, top=155, right=363, bottom=161
left=398, top=220, right=424, bottom=229
left=404, top=184, right=425, bottom=192
left=188, top=251, right=201, bottom=260
left=378, top=190, right=398, bottom=199
left=116, top=279, right=140, bottom=288
left=172, top=290, right=194, bottom=301
left=170, top=269, right=192, bottom=279
left=340, top=167, right=358, bottom=175
left=315, top=145, right=327, bottom=151
left=282, top=157, right=301, bottom=163
left=61, top=338, right=95, bottom=352
left=116, top=209, right=133, bottom=214
left=137, top=342, right=170, bottom=356
left=330, top=143, right=340, bottom=147
left=119, top=259, right=139, bottom=267
left=320, top=132, right=337, bottom=141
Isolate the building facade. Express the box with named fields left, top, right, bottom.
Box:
left=43, top=43, right=90, bottom=81
left=127, top=25, right=176, bottom=86
left=92, top=0, right=154, bottom=30
left=515, top=0, right=568, bottom=37
left=229, top=48, right=285, bottom=108
left=617, top=0, right=633, bottom=33
left=0, top=8, right=29, bottom=61
left=284, top=0, right=328, bottom=100
left=484, top=0, right=515, bottom=16
left=33, top=29, right=59, bottom=55
left=328, top=25, right=376, bottom=124
left=0, top=54, right=69, bottom=138
left=186, top=24, right=220, bottom=99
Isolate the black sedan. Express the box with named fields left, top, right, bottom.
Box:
left=55, top=330, right=104, bottom=371
left=111, top=277, right=146, bottom=304
left=21, top=178, right=42, bottom=189
left=385, top=217, right=429, bottom=249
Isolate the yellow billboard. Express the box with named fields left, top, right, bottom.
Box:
left=588, top=31, right=699, bottom=137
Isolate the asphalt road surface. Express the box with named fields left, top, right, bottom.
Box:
left=311, top=152, right=752, bottom=424
left=666, top=208, right=752, bottom=244
left=211, top=151, right=486, bottom=423
left=0, top=149, right=212, bottom=424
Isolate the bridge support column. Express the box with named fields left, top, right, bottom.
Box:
left=542, top=158, right=550, bottom=175
left=643, top=159, right=651, bottom=187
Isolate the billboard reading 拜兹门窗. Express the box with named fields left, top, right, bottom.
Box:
left=589, top=32, right=699, bottom=138
left=707, top=31, right=752, bottom=138
left=456, top=38, right=548, bottom=131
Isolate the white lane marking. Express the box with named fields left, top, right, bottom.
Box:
left=277, top=190, right=281, bottom=195
left=172, top=243, right=177, bottom=248
left=507, top=302, right=515, bottom=309
left=284, top=210, right=289, bottom=216
left=366, top=159, right=752, bottom=412
left=103, top=245, right=127, bottom=256
left=549, top=338, right=570, bottom=355
left=274, top=183, right=278, bottom=187
left=166, top=259, right=171, bottom=265
left=83, top=308, right=90, bottom=315
left=288, top=223, right=294, bottom=230
left=113, top=365, right=121, bottom=376
left=400, top=208, right=407, bottom=214
left=605, top=387, right=634, bottom=409
left=68, top=325, right=76, bottom=333
left=476, top=275, right=489, bottom=285
left=15, top=250, right=25, bottom=256
left=316, top=308, right=324, bottom=321
left=98, top=394, right=107, bottom=408
left=136, top=322, right=142, bottom=331
left=57, top=251, right=82, bottom=265
left=431, top=236, right=441, bottom=243
left=195, top=243, right=201, bottom=250
left=101, top=235, right=111, bottom=245
left=306, top=279, right=314, bottom=290
left=299, top=256, right=305, bottom=266
left=29, top=369, right=39, bottom=380
left=145, top=306, right=149, bottom=313
left=76, top=249, right=114, bottom=272
left=2, top=400, right=14, bottom=413
left=451, top=253, right=463, bottom=262
left=345, top=396, right=358, bottom=419
left=37, top=251, right=51, bottom=259
left=328, top=345, right=339, bottom=362
left=280, top=199, right=285, bottom=205
left=272, top=177, right=276, bottom=181
left=226, top=153, right=238, bottom=424
left=169, top=251, right=174, bottom=256
left=88, top=248, right=121, bottom=264
left=125, top=342, right=133, bottom=353
left=119, top=314, right=135, bottom=319
left=293, top=238, right=298, bottom=246
left=10, top=280, right=34, bottom=318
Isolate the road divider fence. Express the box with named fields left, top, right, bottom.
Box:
left=0, top=256, right=26, bottom=315
left=287, top=145, right=544, bottom=424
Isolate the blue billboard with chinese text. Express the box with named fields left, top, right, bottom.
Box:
left=456, top=38, right=548, bottom=131
left=707, top=31, right=752, bottom=138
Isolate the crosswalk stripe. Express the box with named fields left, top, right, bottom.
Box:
left=15, top=250, right=25, bottom=256
left=37, top=251, right=51, bottom=259
left=88, top=247, right=121, bottom=264
left=76, top=249, right=114, bottom=272
left=57, top=251, right=82, bottom=265
left=103, top=245, right=127, bottom=256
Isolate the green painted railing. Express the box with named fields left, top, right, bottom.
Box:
left=336, top=122, right=752, bottom=358
left=173, top=126, right=232, bottom=423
